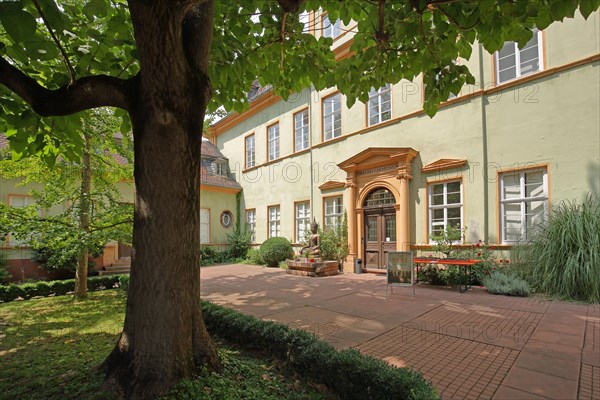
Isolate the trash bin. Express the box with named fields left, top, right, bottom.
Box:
left=355, top=258, right=362, bottom=274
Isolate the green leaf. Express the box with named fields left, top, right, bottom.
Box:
left=0, top=9, right=37, bottom=43
left=579, top=0, right=600, bottom=19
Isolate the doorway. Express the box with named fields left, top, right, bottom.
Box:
left=363, top=188, right=397, bottom=269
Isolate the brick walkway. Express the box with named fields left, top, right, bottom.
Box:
left=201, top=264, right=599, bottom=400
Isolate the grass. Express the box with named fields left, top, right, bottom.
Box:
left=0, top=291, right=327, bottom=400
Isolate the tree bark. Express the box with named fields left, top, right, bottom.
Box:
left=100, top=1, right=221, bottom=398
left=74, top=132, right=92, bottom=299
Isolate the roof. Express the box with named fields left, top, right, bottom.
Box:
left=200, top=139, right=242, bottom=191
left=201, top=138, right=227, bottom=159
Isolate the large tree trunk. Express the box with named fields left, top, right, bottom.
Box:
left=75, top=132, right=92, bottom=299
left=101, top=1, right=220, bottom=398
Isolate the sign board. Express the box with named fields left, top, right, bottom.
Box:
left=386, top=251, right=414, bottom=298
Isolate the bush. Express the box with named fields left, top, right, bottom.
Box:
left=31, top=240, right=103, bottom=272
left=202, top=301, right=437, bottom=400
left=244, top=248, right=263, bottom=265
left=0, top=275, right=121, bottom=302
left=119, top=275, right=130, bottom=291
left=523, top=194, right=600, bottom=303
left=320, top=213, right=349, bottom=267
left=483, top=272, right=530, bottom=297
left=259, top=237, right=293, bottom=268
left=226, top=228, right=252, bottom=259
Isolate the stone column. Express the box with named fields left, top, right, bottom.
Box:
left=396, top=162, right=412, bottom=252
left=345, top=174, right=357, bottom=272
left=398, top=176, right=410, bottom=251
left=345, top=175, right=357, bottom=257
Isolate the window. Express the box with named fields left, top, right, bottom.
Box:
left=495, top=29, right=543, bottom=84
left=200, top=208, right=210, bottom=244
left=428, top=181, right=462, bottom=241
left=246, top=209, right=256, bottom=242
left=294, top=109, right=309, bottom=152
left=215, top=161, right=227, bottom=176
left=364, top=188, right=395, bottom=207
left=322, top=14, right=340, bottom=39
left=324, top=196, right=343, bottom=231
left=323, top=93, right=341, bottom=141
left=295, top=202, right=310, bottom=242
left=7, top=195, right=41, bottom=246
left=267, top=123, right=280, bottom=161
left=245, top=134, right=255, bottom=169
left=500, top=168, right=548, bottom=243
left=368, top=84, right=392, bottom=126
left=299, top=11, right=310, bottom=33
left=268, top=205, right=280, bottom=238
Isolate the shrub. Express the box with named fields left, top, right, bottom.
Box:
left=259, top=237, right=293, bottom=268
left=31, top=240, right=103, bottom=272
left=119, top=275, right=130, bottom=291
left=202, top=301, right=437, bottom=400
left=226, top=228, right=252, bottom=259
left=244, top=248, right=263, bottom=265
left=0, top=275, right=121, bottom=302
left=524, top=194, right=600, bottom=303
left=0, top=249, right=10, bottom=283
left=483, top=272, right=530, bottom=297
left=320, top=212, right=349, bottom=268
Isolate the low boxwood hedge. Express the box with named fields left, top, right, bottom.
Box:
left=0, top=275, right=123, bottom=303
left=201, top=301, right=438, bottom=400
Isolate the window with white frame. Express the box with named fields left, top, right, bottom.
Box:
left=428, top=181, right=462, bottom=240
left=246, top=209, right=256, bottom=242
left=200, top=208, right=210, bottom=244
left=500, top=168, right=548, bottom=243
left=323, top=93, right=341, bottom=141
left=294, top=110, right=309, bottom=152
left=245, top=134, right=255, bottom=169
left=495, top=29, right=543, bottom=84
left=215, top=161, right=227, bottom=176
left=299, top=10, right=310, bottom=33
left=267, top=123, right=280, bottom=161
left=295, top=202, right=310, bottom=242
left=324, top=196, right=343, bottom=231
left=368, top=84, right=392, bottom=126
left=322, top=14, right=340, bottom=38
left=7, top=195, right=41, bottom=246
left=268, top=205, right=280, bottom=238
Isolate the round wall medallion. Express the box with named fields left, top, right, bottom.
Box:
left=220, top=210, right=233, bottom=228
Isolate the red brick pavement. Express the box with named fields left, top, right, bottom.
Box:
left=201, top=264, right=597, bottom=399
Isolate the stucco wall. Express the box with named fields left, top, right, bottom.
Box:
left=213, top=11, right=600, bottom=250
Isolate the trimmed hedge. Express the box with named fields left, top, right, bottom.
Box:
left=259, top=237, right=293, bottom=268
left=202, top=301, right=438, bottom=400
left=0, top=275, right=123, bottom=303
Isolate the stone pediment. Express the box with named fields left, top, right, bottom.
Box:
left=338, top=147, right=418, bottom=175
left=421, top=158, right=467, bottom=173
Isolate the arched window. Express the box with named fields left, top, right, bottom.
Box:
left=364, top=188, right=395, bottom=207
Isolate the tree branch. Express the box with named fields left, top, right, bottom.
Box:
left=90, top=219, right=134, bottom=233
left=0, top=57, right=135, bottom=116
left=31, top=0, right=77, bottom=83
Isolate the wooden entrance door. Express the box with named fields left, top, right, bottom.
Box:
left=364, top=207, right=397, bottom=269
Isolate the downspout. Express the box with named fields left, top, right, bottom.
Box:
left=478, top=43, right=490, bottom=242
left=309, top=87, right=314, bottom=219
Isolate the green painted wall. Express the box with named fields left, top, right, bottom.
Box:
left=215, top=12, right=600, bottom=248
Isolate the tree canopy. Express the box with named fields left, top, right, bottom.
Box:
left=2, top=0, right=598, bottom=159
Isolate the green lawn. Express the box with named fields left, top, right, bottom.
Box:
left=0, top=291, right=326, bottom=400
